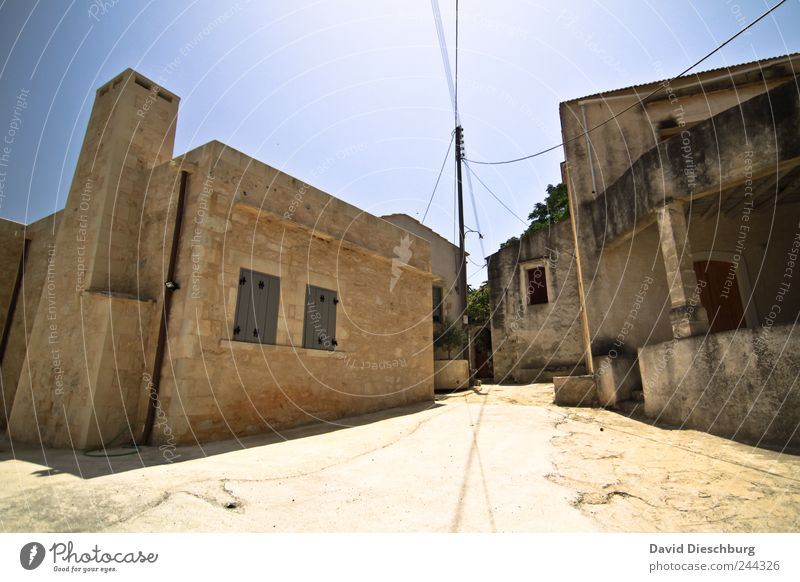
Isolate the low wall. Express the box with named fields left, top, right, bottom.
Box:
left=434, top=360, right=469, bottom=390
left=639, top=325, right=800, bottom=450
left=595, top=354, right=640, bottom=407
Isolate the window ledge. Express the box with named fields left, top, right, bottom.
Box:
left=219, top=339, right=347, bottom=356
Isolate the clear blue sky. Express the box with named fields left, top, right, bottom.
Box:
left=1, top=0, right=798, bottom=284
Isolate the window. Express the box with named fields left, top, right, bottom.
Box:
left=526, top=266, right=549, bottom=305
left=303, top=285, right=338, bottom=351
left=232, top=268, right=280, bottom=344
left=432, top=286, right=444, bottom=323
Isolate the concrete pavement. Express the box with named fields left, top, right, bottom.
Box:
left=1, top=384, right=799, bottom=532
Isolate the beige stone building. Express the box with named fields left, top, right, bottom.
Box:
left=381, top=213, right=471, bottom=389
left=489, top=53, right=800, bottom=449
left=0, top=69, right=436, bottom=450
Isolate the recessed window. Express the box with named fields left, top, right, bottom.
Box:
left=303, top=285, right=338, bottom=351
left=526, top=266, right=549, bottom=305
left=432, top=286, right=444, bottom=323
left=232, top=268, right=280, bottom=344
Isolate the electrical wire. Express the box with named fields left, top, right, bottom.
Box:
left=464, top=161, right=529, bottom=225
left=431, top=0, right=458, bottom=124
left=463, top=155, right=488, bottom=259
left=422, top=133, right=456, bottom=224
left=455, top=0, right=460, bottom=125
left=464, top=0, right=789, bottom=165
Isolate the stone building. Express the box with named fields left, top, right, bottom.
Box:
left=489, top=53, right=800, bottom=449
left=381, top=213, right=471, bottom=389
left=0, top=69, right=436, bottom=450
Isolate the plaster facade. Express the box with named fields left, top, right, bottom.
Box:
left=489, top=53, right=800, bottom=448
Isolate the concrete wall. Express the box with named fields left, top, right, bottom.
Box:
left=488, top=220, right=585, bottom=382
left=585, top=223, right=673, bottom=355
left=639, top=324, right=800, bottom=450
left=689, top=201, right=800, bottom=328
left=560, top=54, right=800, bottom=206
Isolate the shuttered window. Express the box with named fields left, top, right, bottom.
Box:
left=232, top=268, right=280, bottom=344
left=432, top=286, right=444, bottom=323
left=303, top=285, right=338, bottom=351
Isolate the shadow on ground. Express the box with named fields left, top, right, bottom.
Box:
left=0, top=401, right=444, bottom=480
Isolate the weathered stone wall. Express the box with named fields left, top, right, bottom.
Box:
left=381, top=213, right=462, bottom=360
left=7, top=70, right=178, bottom=448
left=0, top=213, right=61, bottom=429
left=0, top=219, right=25, bottom=340
left=381, top=213, right=462, bottom=321
left=560, top=55, right=800, bottom=207
left=488, top=220, right=585, bottom=382
left=146, top=142, right=434, bottom=444
left=639, top=324, right=800, bottom=450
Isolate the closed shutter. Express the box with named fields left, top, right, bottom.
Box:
left=303, top=285, right=338, bottom=351
left=232, top=268, right=280, bottom=344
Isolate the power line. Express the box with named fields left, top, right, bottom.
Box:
left=464, top=161, right=529, bottom=226
left=421, top=132, right=455, bottom=224
left=463, top=153, right=488, bottom=259
left=455, top=0, right=460, bottom=126
left=465, top=0, right=789, bottom=166
left=430, top=0, right=457, bottom=120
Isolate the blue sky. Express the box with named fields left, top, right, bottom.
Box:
left=1, top=0, right=798, bottom=284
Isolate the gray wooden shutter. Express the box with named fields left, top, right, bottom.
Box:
left=263, top=275, right=280, bottom=344
left=233, top=269, right=252, bottom=341
left=303, top=285, right=337, bottom=351
left=250, top=272, right=270, bottom=342
left=233, top=268, right=280, bottom=344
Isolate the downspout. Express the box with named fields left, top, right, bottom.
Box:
left=0, top=238, right=30, bottom=366
left=141, top=169, right=189, bottom=445
left=565, top=163, right=595, bottom=376
left=580, top=103, right=598, bottom=196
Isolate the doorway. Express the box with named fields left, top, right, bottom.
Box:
left=693, top=260, right=747, bottom=333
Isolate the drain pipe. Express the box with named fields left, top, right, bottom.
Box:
left=580, top=103, right=598, bottom=196
left=141, top=169, right=189, bottom=445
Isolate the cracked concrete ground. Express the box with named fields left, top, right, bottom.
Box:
left=1, top=383, right=799, bottom=532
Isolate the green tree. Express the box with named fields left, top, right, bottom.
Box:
left=501, top=182, right=569, bottom=248
left=467, top=282, right=490, bottom=325
left=434, top=319, right=467, bottom=359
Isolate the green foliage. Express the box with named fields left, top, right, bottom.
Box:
left=434, top=319, right=467, bottom=359
left=467, top=282, right=490, bottom=325
left=501, top=182, right=569, bottom=248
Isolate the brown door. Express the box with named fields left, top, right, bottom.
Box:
left=693, top=260, right=747, bottom=333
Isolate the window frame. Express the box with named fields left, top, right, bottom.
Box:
left=518, top=259, right=553, bottom=308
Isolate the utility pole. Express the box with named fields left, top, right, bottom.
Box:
left=454, top=125, right=469, bottom=361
